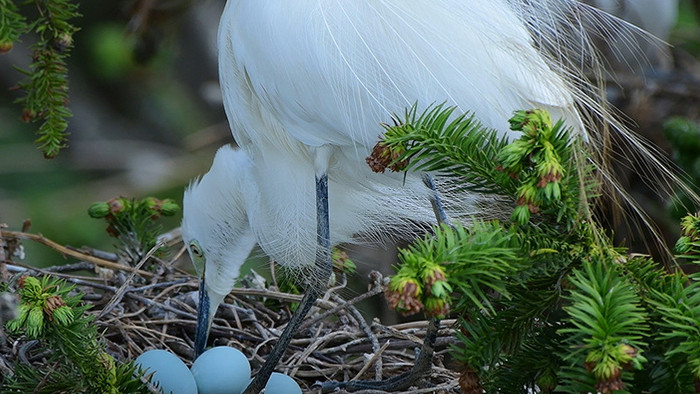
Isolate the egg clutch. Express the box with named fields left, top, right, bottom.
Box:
left=134, top=347, right=302, bottom=394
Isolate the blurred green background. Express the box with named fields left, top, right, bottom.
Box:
left=1, top=0, right=700, bottom=275
left=1, top=0, right=230, bottom=269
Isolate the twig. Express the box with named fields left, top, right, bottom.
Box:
left=387, top=319, right=457, bottom=331
left=318, top=334, right=458, bottom=357
left=352, top=340, right=390, bottom=382
left=18, top=340, right=40, bottom=365
left=97, top=241, right=164, bottom=319
left=350, top=380, right=459, bottom=394
left=331, top=293, right=383, bottom=380
left=42, top=262, right=95, bottom=272
left=287, top=330, right=350, bottom=372
left=129, top=279, right=189, bottom=293
left=122, top=292, right=197, bottom=320
left=0, top=230, right=153, bottom=277
left=299, top=281, right=384, bottom=331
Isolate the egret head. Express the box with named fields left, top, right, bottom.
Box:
left=181, top=145, right=258, bottom=357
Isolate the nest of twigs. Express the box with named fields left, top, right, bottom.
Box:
left=0, top=227, right=461, bottom=393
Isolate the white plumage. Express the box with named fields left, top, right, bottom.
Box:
left=203, top=0, right=595, bottom=281
left=219, top=1, right=584, bottom=154
left=194, top=0, right=596, bottom=314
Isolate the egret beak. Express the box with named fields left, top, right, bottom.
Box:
left=194, top=276, right=211, bottom=359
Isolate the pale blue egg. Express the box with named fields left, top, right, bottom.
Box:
left=264, top=372, right=302, bottom=394
left=135, top=349, right=198, bottom=394
left=191, top=346, right=251, bottom=394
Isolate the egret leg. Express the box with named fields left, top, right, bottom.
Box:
left=243, top=174, right=332, bottom=394
left=422, top=174, right=449, bottom=225
left=321, top=175, right=445, bottom=392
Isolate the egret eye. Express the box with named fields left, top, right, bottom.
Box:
left=190, top=242, right=203, bottom=258
left=188, top=240, right=206, bottom=276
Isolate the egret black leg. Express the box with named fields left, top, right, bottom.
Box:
left=320, top=175, right=447, bottom=392
left=243, top=174, right=331, bottom=394
left=423, top=174, right=450, bottom=226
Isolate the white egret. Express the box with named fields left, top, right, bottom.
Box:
left=183, top=1, right=691, bottom=392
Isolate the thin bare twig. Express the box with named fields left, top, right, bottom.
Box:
left=97, top=241, right=165, bottom=319
left=0, top=230, right=153, bottom=277
left=299, top=277, right=384, bottom=331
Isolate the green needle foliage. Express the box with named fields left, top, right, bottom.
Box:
left=88, top=196, right=180, bottom=265
left=2, top=276, right=149, bottom=393
left=375, top=106, right=700, bottom=393
left=1, top=0, right=80, bottom=158
left=559, top=261, right=648, bottom=393
left=0, top=1, right=25, bottom=52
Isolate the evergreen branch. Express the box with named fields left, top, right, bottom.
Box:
left=372, top=106, right=698, bottom=392
left=620, top=255, right=700, bottom=392
left=88, top=197, right=180, bottom=265
left=0, top=0, right=26, bottom=52
left=627, top=213, right=700, bottom=383
left=369, top=103, right=515, bottom=195
left=438, top=222, right=520, bottom=314
left=370, top=106, right=595, bottom=228
left=12, top=0, right=80, bottom=158
left=559, top=260, right=649, bottom=393
left=385, top=222, right=520, bottom=318
left=452, top=315, right=504, bottom=383
left=492, top=326, right=562, bottom=393
left=3, top=275, right=149, bottom=392
left=644, top=357, right=696, bottom=394
left=638, top=268, right=700, bottom=381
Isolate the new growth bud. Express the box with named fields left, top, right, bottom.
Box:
left=88, top=202, right=110, bottom=218
left=0, top=40, right=13, bottom=54
left=159, top=199, right=179, bottom=216
left=385, top=277, right=424, bottom=316
left=366, top=141, right=409, bottom=173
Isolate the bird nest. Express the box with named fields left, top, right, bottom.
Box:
left=0, top=228, right=461, bottom=393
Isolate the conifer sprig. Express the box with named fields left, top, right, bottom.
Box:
left=88, top=196, right=180, bottom=265
left=3, top=275, right=149, bottom=393
left=367, top=103, right=514, bottom=195
left=3, top=0, right=80, bottom=158
left=559, top=261, right=648, bottom=393
left=369, top=105, right=592, bottom=227
left=386, top=222, right=519, bottom=318
left=0, top=0, right=26, bottom=52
